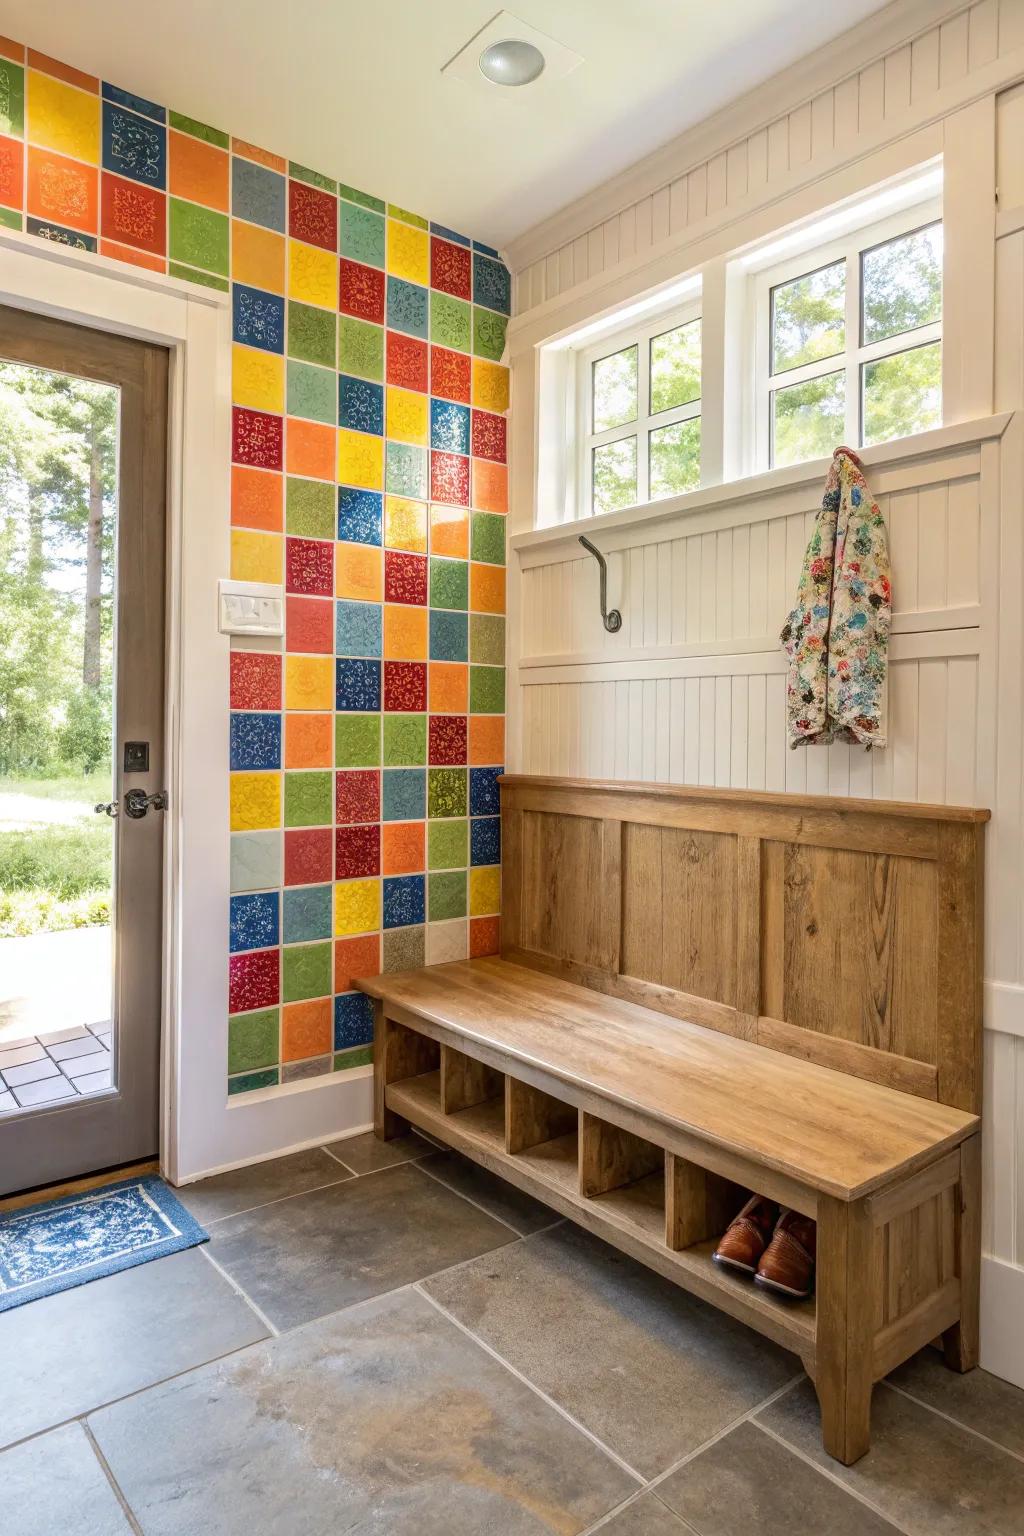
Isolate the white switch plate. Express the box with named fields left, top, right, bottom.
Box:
left=218, top=579, right=284, bottom=637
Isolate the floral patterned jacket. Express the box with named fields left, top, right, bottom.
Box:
left=780, top=448, right=891, bottom=749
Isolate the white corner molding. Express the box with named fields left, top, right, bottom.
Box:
left=984, top=979, right=1024, bottom=1038
left=981, top=1253, right=1024, bottom=1389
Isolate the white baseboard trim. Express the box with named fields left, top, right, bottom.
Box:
left=980, top=1253, right=1024, bottom=1389
left=984, top=980, right=1024, bottom=1039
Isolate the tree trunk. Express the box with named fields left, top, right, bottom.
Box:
left=27, top=488, right=44, bottom=584
left=83, top=436, right=103, bottom=687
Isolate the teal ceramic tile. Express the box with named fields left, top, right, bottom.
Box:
left=429, top=557, right=468, bottom=611
left=335, top=713, right=381, bottom=767
left=282, top=884, right=333, bottom=943
left=169, top=198, right=228, bottom=275
left=340, top=202, right=385, bottom=268
left=387, top=277, right=428, bottom=338
left=286, top=477, right=335, bottom=538
left=288, top=300, right=336, bottom=366
left=428, top=819, right=467, bottom=870
left=427, top=767, right=467, bottom=819
left=470, top=665, right=505, bottom=714
left=228, top=1008, right=279, bottom=1073
left=228, top=1067, right=280, bottom=1095
left=429, top=610, right=468, bottom=662
left=429, top=870, right=467, bottom=921
left=287, top=360, right=336, bottom=424
left=284, top=770, right=333, bottom=827
left=383, top=714, right=427, bottom=766
left=431, top=291, right=471, bottom=352
left=386, top=441, right=427, bottom=499
left=338, top=316, right=384, bottom=382
left=470, top=512, right=506, bottom=565
left=473, top=307, right=508, bottom=362
left=281, top=940, right=333, bottom=1001
left=469, top=613, right=505, bottom=666
left=231, top=830, right=282, bottom=893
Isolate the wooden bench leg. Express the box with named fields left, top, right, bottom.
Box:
left=943, top=1133, right=981, bottom=1372
left=814, top=1196, right=874, bottom=1466
left=373, top=1005, right=438, bottom=1140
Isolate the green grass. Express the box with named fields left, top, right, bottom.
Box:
left=0, top=769, right=111, bottom=803
left=0, top=770, right=112, bottom=936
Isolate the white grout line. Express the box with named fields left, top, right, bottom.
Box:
left=638, top=1371, right=807, bottom=1493
left=578, top=1486, right=704, bottom=1536
left=196, top=1169, right=356, bottom=1226
left=80, top=1418, right=145, bottom=1535
left=882, top=1378, right=1024, bottom=1467
left=198, top=1244, right=280, bottom=1338
left=412, top=1156, right=530, bottom=1237
left=752, top=1417, right=916, bottom=1536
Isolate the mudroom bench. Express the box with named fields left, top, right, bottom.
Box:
left=358, top=776, right=987, bottom=1466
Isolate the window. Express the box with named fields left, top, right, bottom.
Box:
left=577, top=302, right=702, bottom=517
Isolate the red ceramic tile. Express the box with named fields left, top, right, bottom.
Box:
left=233, top=407, right=283, bottom=471
left=384, top=661, right=427, bottom=713
left=469, top=915, right=500, bottom=958
left=431, top=451, right=470, bottom=507
left=430, top=237, right=471, bottom=300
left=286, top=595, right=333, bottom=653
left=28, top=49, right=97, bottom=90
left=284, top=827, right=333, bottom=886
left=0, top=133, right=24, bottom=211
left=335, top=769, right=380, bottom=825
left=386, top=332, right=428, bottom=393
left=384, top=550, right=427, bottom=606
left=286, top=537, right=334, bottom=596
left=339, top=258, right=385, bottom=324
left=335, top=822, right=380, bottom=879
left=289, top=179, right=337, bottom=251
left=230, top=651, right=282, bottom=710
left=429, top=714, right=467, bottom=765
left=101, top=172, right=166, bottom=255
left=334, top=933, right=380, bottom=992
left=229, top=947, right=279, bottom=1013
left=472, top=409, right=507, bottom=464
left=431, top=347, right=471, bottom=404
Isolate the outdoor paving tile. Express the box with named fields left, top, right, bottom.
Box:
left=594, top=1494, right=694, bottom=1534
left=61, top=1050, right=111, bottom=1079
left=758, top=1377, right=1024, bottom=1535
left=209, top=1161, right=516, bottom=1330
left=423, top=1223, right=798, bottom=1478
left=657, top=1420, right=899, bottom=1535
left=0, top=1091, right=17, bottom=1113
left=76, top=1069, right=112, bottom=1094
left=49, top=1035, right=106, bottom=1061
left=89, top=1286, right=636, bottom=1535
left=0, top=1248, right=268, bottom=1447
left=888, top=1349, right=1024, bottom=1457
left=11, top=1076, right=77, bottom=1107
left=176, top=1147, right=353, bottom=1224
left=323, top=1127, right=429, bottom=1174
left=0, top=1422, right=133, bottom=1536
left=39, top=1026, right=91, bottom=1045
left=3, top=1056, right=60, bottom=1087
left=420, top=1149, right=558, bottom=1235
left=0, top=1044, right=46, bottom=1070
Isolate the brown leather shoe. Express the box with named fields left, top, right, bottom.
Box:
left=712, top=1196, right=779, bottom=1275
left=755, top=1210, right=817, bottom=1298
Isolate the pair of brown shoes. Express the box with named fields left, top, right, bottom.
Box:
left=711, top=1196, right=816, bottom=1299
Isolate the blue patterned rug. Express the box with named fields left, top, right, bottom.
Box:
left=0, top=1176, right=208, bottom=1312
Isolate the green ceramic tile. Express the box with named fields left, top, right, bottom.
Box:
left=339, top=184, right=385, bottom=214
left=428, top=819, right=467, bottom=870
left=290, top=161, right=337, bottom=193
left=473, top=307, right=508, bottom=362
left=429, top=557, right=468, bottom=611
left=431, top=291, right=471, bottom=353
left=169, top=198, right=228, bottom=276
left=382, top=925, right=425, bottom=971
left=385, top=442, right=427, bottom=499
left=383, top=714, right=426, bottom=766
left=168, top=262, right=229, bottom=292
left=286, top=477, right=335, bottom=538
left=340, top=202, right=385, bottom=268
left=170, top=110, right=229, bottom=148
left=284, top=770, right=333, bottom=827
left=0, top=58, right=25, bottom=137
left=387, top=204, right=428, bottom=230
left=227, top=1007, right=279, bottom=1074
left=334, top=1044, right=374, bottom=1071
left=282, top=940, right=332, bottom=1002
left=336, top=713, right=381, bottom=767
left=228, top=1067, right=280, bottom=1095
left=470, top=665, right=505, bottom=714
left=429, top=870, right=466, bottom=921
left=470, top=512, right=506, bottom=566
left=338, top=316, right=384, bottom=382
left=0, top=205, right=22, bottom=230
left=469, top=614, right=505, bottom=666
left=428, top=767, right=467, bottom=819
left=287, top=360, right=336, bottom=424
left=289, top=300, right=336, bottom=367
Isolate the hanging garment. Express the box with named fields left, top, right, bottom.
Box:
left=781, top=447, right=891, bottom=749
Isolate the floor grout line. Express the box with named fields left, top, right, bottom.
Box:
left=80, top=1418, right=144, bottom=1535
left=636, top=1370, right=808, bottom=1496
left=198, top=1244, right=281, bottom=1337
left=412, top=1156, right=533, bottom=1237
left=752, top=1417, right=916, bottom=1536
left=881, top=1378, right=1024, bottom=1467
left=196, top=1169, right=357, bottom=1226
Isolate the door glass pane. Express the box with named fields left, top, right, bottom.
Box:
left=0, top=359, right=118, bottom=1112
left=592, top=437, right=637, bottom=514
left=650, top=319, right=701, bottom=413
left=862, top=341, right=941, bottom=447
left=592, top=345, right=637, bottom=432
left=650, top=417, right=701, bottom=500
left=862, top=223, right=942, bottom=346
left=771, top=369, right=845, bottom=467
left=771, top=261, right=846, bottom=374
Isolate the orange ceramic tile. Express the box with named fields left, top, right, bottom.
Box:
left=169, top=128, right=228, bottom=211
left=383, top=604, right=427, bottom=661
left=470, top=562, right=506, bottom=615
left=382, top=821, right=425, bottom=876
left=0, top=37, right=25, bottom=62
left=99, top=239, right=165, bottom=272
left=469, top=713, right=504, bottom=765
left=231, top=465, right=283, bottom=531
left=472, top=459, right=508, bottom=514
left=0, top=134, right=24, bottom=211
left=334, top=933, right=380, bottom=992
left=429, top=504, right=468, bottom=560
left=27, top=49, right=97, bottom=90
left=27, top=146, right=97, bottom=233
left=287, top=418, right=335, bottom=481
left=281, top=998, right=332, bottom=1062
left=232, top=220, right=286, bottom=293
left=231, top=138, right=287, bottom=174
left=336, top=542, right=382, bottom=602
left=430, top=662, right=468, bottom=714
left=285, top=653, right=334, bottom=711
left=285, top=712, right=333, bottom=768
left=469, top=915, right=500, bottom=958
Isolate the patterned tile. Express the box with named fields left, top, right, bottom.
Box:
left=229, top=947, right=279, bottom=1014
left=230, top=711, right=281, bottom=771
left=340, top=201, right=384, bottom=267
left=282, top=941, right=332, bottom=1003
left=282, top=998, right=332, bottom=1061
left=230, top=771, right=282, bottom=832
left=473, top=252, right=511, bottom=314
left=430, top=291, right=471, bottom=352
left=339, top=258, right=385, bottom=324
left=339, top=316, right=384, bottom=382
left=335, top=714, right=381, bottom=769
left=382, top=820, right=425, bottom=876
left=230, top=892, right=280, bottom=953
left=429, top=610, right=469, bottom=662
left=337, top=487, right=382, bottom=545
left=384, top=550, right=427, bottom=606
left=429, top=870, right=467, bottom=921
left=281, top=884, right=333, bottom=944
left=286, top=536, right=334, bottom=596
left=429, top=505, right=469, bottom=560
left=469, top=865, right=501, bottom=916
left=334, top=933, right=380, bottom=991
left=471, top=816, right=501, bottom=866
left=382, top=769, right=425, bottom=822
left=473, top=307, right=508, bottom=362
left=333, top=991, right=375, bottom=1049
left=383, top=874, right=425, bottom=929
left=335, top=770, right=381, bottom=825
left=471, top=511, right=506, bottom=566
left=431, top=346, right=471, bottom=403
left=230, top=652, right=281, bottom=711
left=285, top=654, right=334, bottom=711
left=286, top=479, right=335, bottom=540
left=232, top=155, right=285, bottom=231
left=287, top=595, right=334, bottom=653
left=383, top=660, right=427, bottom=712
left=429, top=557, right=468, bottom=611
left=428, top=767, right=467, bottom=819
left=471, top=665, right=506, bottom=714
left=285, top=713, right=333, bottom=768
left=382, top=714, right=427, bottom=766
left=284, top=828, right=334, bottom=886
left=336, top=658, right=381, bottom=712
left=429, top=662, right=467, bottom=714
left=431, top=236, right=471, bottom=299
left=335, top=599, right=382, bottom=657
left=428, top=714, right=467, bottom=765
left=384, top=496, right=427, bottom=553
left=469, top=914, right=500, bottom=957
left=469, top=613, right=505, bottom=666
left=289, top=178, right=337, bottom=251
left=386, top=332, right=428, bottom=393
left=386, top=276, right=428, bottom=338
left=430, top=398, right=470, bottom=455
left=333, top=878, right=381, bottom=937
left=228, top=1008, right=279, bottom=1074
left=385, top=441, right=427, bottom=500
left=284, top=770, right=333, bottom=828
left=335, top=824, right=380, bottom=880
left=288, top=300, right=336, bottom=366
left=339, top=375, right=384, bottom=436
left=383, top=603, right=428, bottom=660
left=169, top=196, right=228, bottom=275
left=469, top=765, right=502, bottom=817
left=287, top=360, right=336, bottom=424
left=102, top=101, right=164, bottom=186
left=472, top=408, right=507, bottom=463
left=335, top=540, right=383, bottom=606
left=430, top=450, right=470, bottom=506
left=232, top=407, right=283, bottom=470
left=428, top=819, right=468, bottom=870
left=382, top=925, right=425, bottom=972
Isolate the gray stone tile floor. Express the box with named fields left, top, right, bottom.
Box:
left=2, top=1128, right=1023, bottom=1535
left=0, top=1021, right=111, bottom=1113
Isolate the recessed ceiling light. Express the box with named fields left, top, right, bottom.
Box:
left=478, top=38, right=545, bottom=87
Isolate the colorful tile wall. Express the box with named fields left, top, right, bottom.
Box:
left=0, top=37, right=509, bottom=1097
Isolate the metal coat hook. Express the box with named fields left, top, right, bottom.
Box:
left=578, top=536, right=622, bottom=633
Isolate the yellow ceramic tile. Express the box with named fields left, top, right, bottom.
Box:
left=384, top=496, right=427, bottom=552
left=335, top=878, right=381, bottom=937
left=338, top=427, right=384, bottom=491
left=288, top=239, right=338, bottom=309
left=230, top=771, right=281, bottom=832
left=285, top=654, right=334, bottom=711
left=232, top=221, right=286, bottom=293
left=232, top=345, right=284, bottom=414
left=472, top=359, right=510, bottom=414
left=384, top=603, right=428, bottom=660
left=231, top=529, right=283, bottom=584
left=469, top=865, right=501, bottom=917
left=336, top=541, right=383, bottom=602
left=386, top=219, right=428, bottom=286
left=386, top=387, right=428, bottom=446
left=28, top=70, right=100, bottom=164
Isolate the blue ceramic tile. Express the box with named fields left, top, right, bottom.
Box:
left=233, top=283, right=285, bottom=354
left=229, top=891, right=280, bottom=952
left=430, top=222, right=471, bottom=248
left=102, top=101, right=166, bottom=188
left=27, top=220, right=96, bottom=252
left=470, top=816, right=501, bottom=866
left=338, top=374, right=384, bottom=435
left=470, top=765, right=502, bottom=817
left=430, top=398, right=470, bottom=454
left=336, top=599, right=382, bottom=657
left=336, top=658, right=381, bottom=712
left=386, top=277, right=428, bottom=339
left=333, top=990, right=374, bottom=1050
left=385, top=441, right=427, bottom=500
left=232, top=156, right=286, bottom=233
left=473, top=239, right=501, bottom=259
left=338, top=487, right=382, bottom=545
left=282, top=883, right=333, bottom=943
left=383, top=874, right=425, bottom=929
left=429, top=610, right=468, bottom=662
left=382, top=768, right=425, bottom=822
left=230, top=711, right=282, bottom=770
left=102, top=82, right=165, bottom=123
left=473, top=253, right=511, bottom=315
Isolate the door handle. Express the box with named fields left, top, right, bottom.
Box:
left=123, top=789, right=169, bottom=819
left=94, top=800, right=119, bottom=818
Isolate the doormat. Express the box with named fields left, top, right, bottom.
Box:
left=0, top=1176, right=208, bottom=1312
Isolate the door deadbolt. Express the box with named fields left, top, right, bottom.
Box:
left=123, top=789, right=169, bottom=819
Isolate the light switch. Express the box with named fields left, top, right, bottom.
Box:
left=218, top=579, right=284, bottom=637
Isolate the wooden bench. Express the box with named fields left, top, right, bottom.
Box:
left=359, top=776, right=987, bottom=1466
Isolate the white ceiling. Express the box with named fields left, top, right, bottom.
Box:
left=18, top=0, right=890, bottom=251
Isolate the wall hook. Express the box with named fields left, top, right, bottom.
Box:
left=578, top=536, right=622, bottom=633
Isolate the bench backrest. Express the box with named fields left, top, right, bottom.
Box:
left=499, top=776, right=988, bottom=1114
